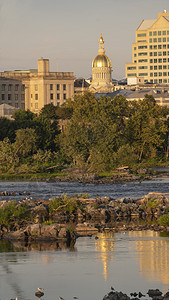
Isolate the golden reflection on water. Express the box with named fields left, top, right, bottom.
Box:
left=95, top=232, right=115, bottom=281
left=129, top=231, right=169, bottom=285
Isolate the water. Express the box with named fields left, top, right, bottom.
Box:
left=0, top=177, right=169, bottom=201
left=0, top=231, right=169, bottom=300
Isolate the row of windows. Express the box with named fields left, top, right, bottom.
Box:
left=34, top=84, right=67, bottom=91
left=149, top=30, right=169, bottom=36
left=150, top=65, right=169, bottom=70
left=150, top=51, right=169, bottom=56
left=150, top=72, right=169, bottom=77
left=127, top=67, right=136, bottom=70
left=31, top=102, right=61, bottom=110
left=1, top=94, right=25, bottom=101
left=150, top=44, right=169, bottom=49
left=138, top=73, right=148, bottom=76
left=0, top=84, right=24, bottom=91
left=149, top=37, right=169, bottom=43
left=150, top=58, right=169, bottom=63
left=31, top=93, right=66, bottom=100
left=150, top=79, right=169, bottom=83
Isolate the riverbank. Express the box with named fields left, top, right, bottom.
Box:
left=0, top=192, right=169, bottom=243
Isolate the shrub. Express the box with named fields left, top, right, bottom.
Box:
left=158, top=214, right=169, bottom=226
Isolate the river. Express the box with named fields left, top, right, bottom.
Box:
left=0, top=231, right=169, bottom=300
left=0, top=177, right=169, bottom=201
left=0, top=179, right=169, bottom=299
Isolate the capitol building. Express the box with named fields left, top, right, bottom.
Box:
left=90, top=34, right=114, bottom=93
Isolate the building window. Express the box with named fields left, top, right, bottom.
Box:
left=163, top=38, right=166, bottom=42
left=150, top=59, right=153, bottom=63
left=63, top=84, right=66, bottom=91
left=1, top=94, right=5, bottom=101
left=138, top=73, right=148, bottom=76
left=163, top=65, right=167, bottom=69
left=158, top=45, right=162, bottom=49
left=158, top=38, right=161, bottom=42
left=21, top=103, right=25, bottom=109
left=8, top=85, right=12, bottom=91
left=159, top=79, right=162, bottom=83
left=163, top=52, right=166, bottom=56
left=35, top=103, right=38, bottom=109
left=15, top=85, right=19, bottom=91
left=163, top=79, right=167, bottom=83
left=138, top=46, right=147, bottom=49
left=1, top=84, right=5, bottom=91
left=150, top=73, right=153, bottom=77
left=167, top=38, right=169, bottom=42
left=153, top=38, right=157, bottom=42
left=163, top=58, right=167, bottom=63
left=15, top=94, right=18, bottom=100
left=154, top=73, right=157, bottom=77
left=57, top=102, right=60, bottom=107
left=163, top=44, right=167, bottom=49
left=127, top=67, right=136, bottom=70
left=134, top=54, right=136, bottom=57
left=158, top=31, right=161, bottom=35
left=154, top=59, right=157, bottom=63
left=138, top=66, right=148, bottom=69
left=50, top=84, right=53, bottom=90
left=138, top=52, right=147, bottom=56
left=8, top=94, right=11, bottom=101
left=57, top=93, right=60, bottom=100
left=134, top=47, right=136, bottom=50
left=158, top=59, right=162, bottom=63
left=35, top=94, right=38, bottom=100
left=22, top=85, right=25, bottom=91
left=149, top=32, right=152, bottom=36
left=158, top=52, right=162, bottom=56
left=139, top=59, right=147, bottom=62
left=163, top=31, right=166, bottom=35
left=127, top=73, right=137, bottom=76
left=50, top=93, right=53, bottom=100
left=154, top=66, right=157, bottom=70
left=137, top=33, right=146, bottom=37
left=34, top=84, right=38, bottom=91
left=154, top=52, right=157, bottom=56
left=163, top=72, right=167, bottom=76
left=63, top=93, right=66, bottom=100
left=57, top=84, right=60, bottom=91
left=159, top=65, right=162, bottom=70
left=150, top=66, right=153, bottom=70
left=138, top=40, right=146, bottom=43
left=159, top=72, right=162, bottom=76
left=21, top=94, right=25, bottom=101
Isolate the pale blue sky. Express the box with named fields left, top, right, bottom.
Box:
left=0, top=0, right=169, bottom=79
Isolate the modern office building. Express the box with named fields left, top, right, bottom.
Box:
left=0, top=58, right=75, bottom=113
left=126, top=10, right=169, bottom=85
left=90, top=34, right=113, bottom=92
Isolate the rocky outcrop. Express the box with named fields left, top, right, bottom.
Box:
left=103, top=288, right=169, bottom=300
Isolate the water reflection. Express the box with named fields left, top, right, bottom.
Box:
left=129, top=231, right=169, bottom=285
left=95, top=232, right=115, bottom=281
left=0, top=240, right=76, bottom=253
left=0, top=231, right=169, bottom=299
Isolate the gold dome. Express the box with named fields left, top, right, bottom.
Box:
left=92, top=54, right=111, bottom=68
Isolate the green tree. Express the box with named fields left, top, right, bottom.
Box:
left=14, top=128, right=37, bottom=157
left=126, top=95, right=167, bottom=160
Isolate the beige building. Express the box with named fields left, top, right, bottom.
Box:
left=90, top=34, right=113, bottom=92
left=0, top=77, right=25, bottom=109
left=0, top=58, right=75, bottom=113
left=126, top=10, right=169, bottom=85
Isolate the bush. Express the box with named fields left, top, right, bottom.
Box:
left=0, top=201, right=30, bottom=229
left=158, top=214, right=169, bottom=226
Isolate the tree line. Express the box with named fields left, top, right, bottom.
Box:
left=0, top=93, right=169, bottom=174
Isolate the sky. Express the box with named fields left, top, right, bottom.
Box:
left=0, top=0, right=169, bottom=80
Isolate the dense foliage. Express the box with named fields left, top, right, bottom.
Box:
left=0, top=93, right=169, bottom=174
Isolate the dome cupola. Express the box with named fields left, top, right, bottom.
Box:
left=90, top=34, right=113, bottom=91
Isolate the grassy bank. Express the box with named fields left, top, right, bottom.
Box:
left=0, top=172, right=68, bottom=181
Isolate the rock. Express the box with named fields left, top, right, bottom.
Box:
left=147, top=289, right=162, bottom=298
